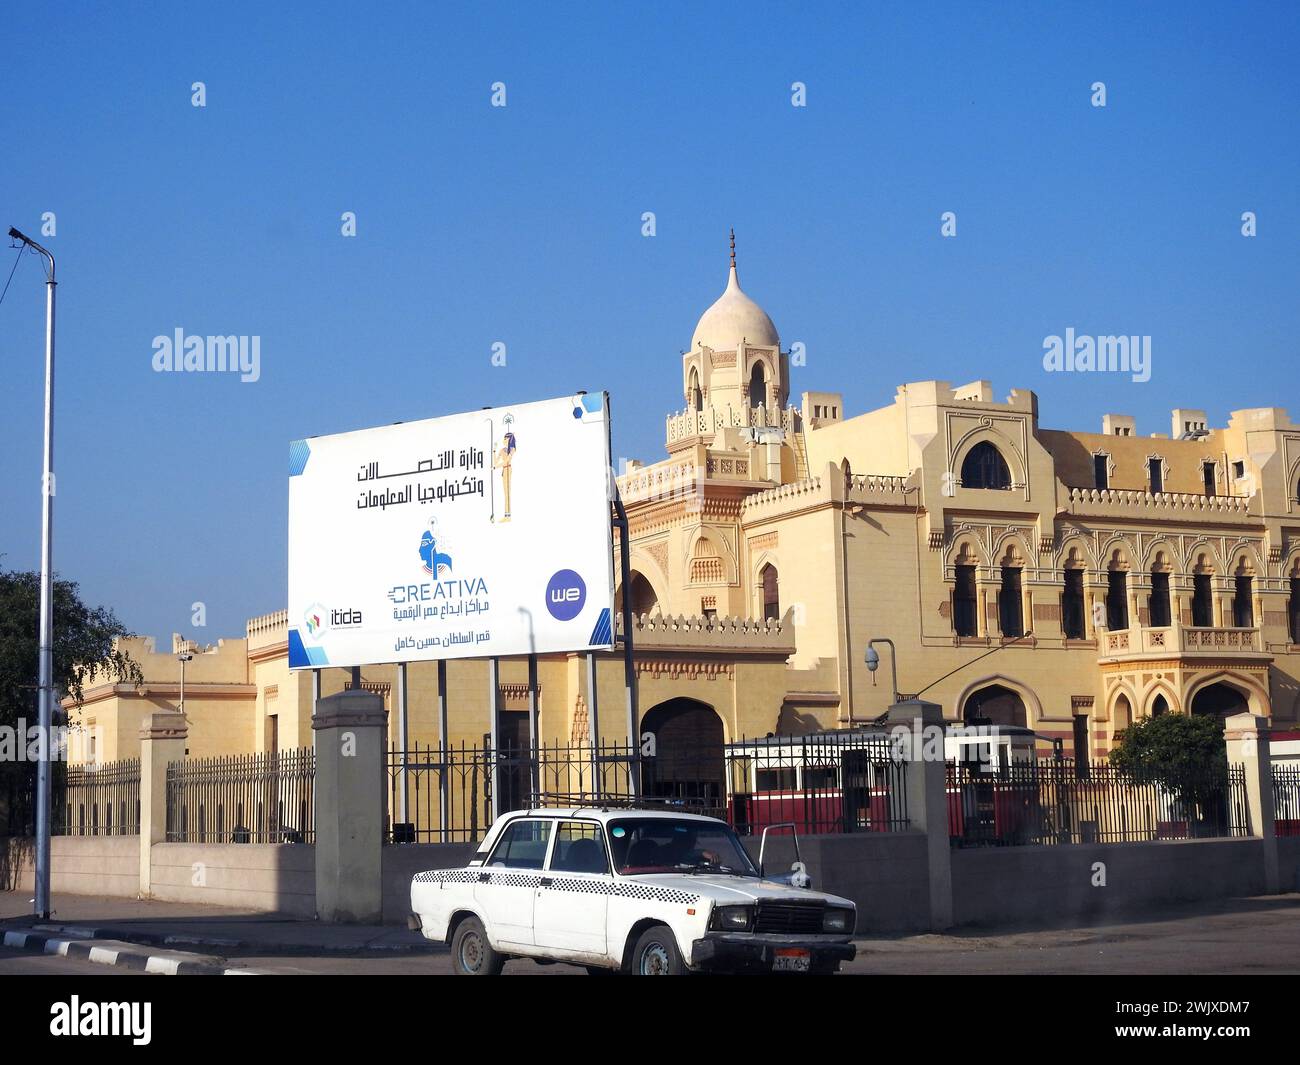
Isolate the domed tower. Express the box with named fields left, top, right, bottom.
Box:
left=677, top=232, right=789, bottom=448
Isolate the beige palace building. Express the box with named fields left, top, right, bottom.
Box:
left=71, top=244, right=1300, bottom=800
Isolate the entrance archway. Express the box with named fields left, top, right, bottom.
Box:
left=1190, top=682, right=1249, bottom=721
left=640, top=698, right=725, bottom=812
left=961, top=683, right=1028, bottom=728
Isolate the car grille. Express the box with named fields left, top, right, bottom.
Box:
left=753, top=900, right=825, bottom=934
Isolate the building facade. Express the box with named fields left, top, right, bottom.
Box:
left=70, top=242, right=1300, bottom=802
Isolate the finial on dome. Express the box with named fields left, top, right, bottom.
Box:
left=729, top=228, right=736, bottom=269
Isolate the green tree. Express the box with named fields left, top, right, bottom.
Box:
left=0, top=569, right=143, bottom=732
left=1110, top=712, right=1229, bottom=834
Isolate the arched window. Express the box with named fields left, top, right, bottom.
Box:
left=960, top=442, right=1012, bottom=490
left=623, top=571, right=659, bottom=617
left=760, top=564, right=779, bottom=621
left=748, top=361, right=766, bottom=408
left=1151, top=694, right=1168, bottom=717
left=688, top=367, right=702, bottom=411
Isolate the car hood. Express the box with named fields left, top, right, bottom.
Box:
left=626, top=873, right=853, bottom=908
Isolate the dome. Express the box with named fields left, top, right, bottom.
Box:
left=690, top=236, right=779, bottom=352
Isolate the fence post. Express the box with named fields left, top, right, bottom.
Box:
left=138, top=711, right=187, bottom=897
left=313, top=687, right=387, bottom=922
left=1224, top=711, right=1279, bottom=894
left=885, top=698, right=952, bottom=930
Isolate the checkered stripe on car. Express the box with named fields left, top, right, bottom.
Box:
left=546, top=878, right=699, bottom=905
left=412, top=869, right=479, bottom=885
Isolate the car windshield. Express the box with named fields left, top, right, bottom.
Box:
left=607, top=818, right=759, bottom=877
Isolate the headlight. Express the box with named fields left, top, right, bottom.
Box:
left=823, top=907, right=854, bottom=933
left=710, top=905, right=754, bottom=931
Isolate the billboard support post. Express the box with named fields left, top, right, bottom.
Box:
left=613, top=491, right=640, bottom=798
left=585, top=652, right=600, bottom=795
left=527, top=653, right=539, bottom=800
left=488, top=657, right=500, bottom=821
left=396, top=662, right=409, bottom=826
left=437, top=659, right=449, bottom=838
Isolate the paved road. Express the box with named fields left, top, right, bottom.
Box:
left=5, top=894, right=1298, bottom=976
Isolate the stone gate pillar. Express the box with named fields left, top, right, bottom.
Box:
left=1225, top=711, right=1279, bottom=894
left=886, top=698, right=953, bottom=930
left=313, top=688, right=387, bottom=923
left=138, top=711, right=187, bottom=896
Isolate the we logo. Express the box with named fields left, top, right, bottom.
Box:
left=545, top=569, right=587, bottom=621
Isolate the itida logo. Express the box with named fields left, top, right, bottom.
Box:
left=545, top=569, right=586, bottom=622
left=304, top=603, right=326, bottom=640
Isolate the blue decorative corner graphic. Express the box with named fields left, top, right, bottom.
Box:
left=588, top=607, right=612, bottom=647
left=288, top=627, right=329, bottom=667
left=289, top=439, right=311, bottom=477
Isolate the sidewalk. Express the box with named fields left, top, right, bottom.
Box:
left=0, top=890, right=434, bottom=958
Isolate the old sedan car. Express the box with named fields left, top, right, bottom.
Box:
left=409, top=806, right=857, bottom=975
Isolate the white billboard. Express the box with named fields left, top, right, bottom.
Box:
left=288, top=392, right=615, bottom=669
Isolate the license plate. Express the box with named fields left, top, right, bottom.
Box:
left=773, top=949, right=810, bottom=972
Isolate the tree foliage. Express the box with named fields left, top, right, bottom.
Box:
left=1110, top=712, right=1228, bottom=817
left=0, top=569, right=143, bottom=730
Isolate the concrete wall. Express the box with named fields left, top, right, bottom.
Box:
left=741, top=830, right=933, bottom=933
left=1, top=835, right=139, bottom=897
left=381, top=843, right=478, bottom=924
left=148, top=843, right=316, bottom=917
left=951, top=838, right=1269, bottom=927
left=1278, top=836, right=1300, bottom=893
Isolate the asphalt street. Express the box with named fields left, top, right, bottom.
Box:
left=6, top=895, right=1292, bottom=976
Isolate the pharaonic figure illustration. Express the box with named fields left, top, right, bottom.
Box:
left=493, top=414, right=517, bottom=522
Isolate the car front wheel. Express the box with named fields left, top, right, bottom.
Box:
left=450, top=917, right=505, bottom=976
left=631, top=925, right=686, bottom=975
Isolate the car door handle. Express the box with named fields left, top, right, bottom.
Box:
left=478, top=872, right=490, bottom=882
left=538, top=877, right=553, bottom=887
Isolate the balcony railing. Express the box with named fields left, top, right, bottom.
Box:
left=1066, top=486, right=1252, bottom=517
left=1100, top=623, right=1262, bottom=659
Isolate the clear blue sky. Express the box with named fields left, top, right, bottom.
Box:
left=1, top=2, right=1297, bottom=642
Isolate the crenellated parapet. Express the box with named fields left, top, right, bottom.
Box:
left=616, top=610, right=796, bottom=655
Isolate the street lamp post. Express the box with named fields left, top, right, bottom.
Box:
left=9, top=226, right=56, bottom=919
left=178, top=651, right=193, bottom=715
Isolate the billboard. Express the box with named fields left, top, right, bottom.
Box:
left=288, top=392, right=615, bottom=669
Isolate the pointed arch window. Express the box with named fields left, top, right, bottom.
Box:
left=760, top=563, right=779, bottom=622
left=961, top=442, right=1011, bottom=490
left=748, top=361, right=767, bottom=408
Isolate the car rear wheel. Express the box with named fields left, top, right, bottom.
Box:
left=451, top=917, right=504, bottom=976
left=631, top=925, right=686, bottom=975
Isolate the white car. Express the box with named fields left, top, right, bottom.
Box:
left=409, top=806, right=857, bottom=975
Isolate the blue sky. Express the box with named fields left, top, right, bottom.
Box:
left=1, top=2, right=1297, bottom=642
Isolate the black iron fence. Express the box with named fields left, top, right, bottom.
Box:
left=58, top=759, right=140, bottom=836
left=387, top=739, right=638, bottom=843
left=724, top=733, right=910, bottom=835
left=3, top=761, right=141, bottom=837
left=1274, top=762, right=1300, bottom=837
left=386, top=734, right=911, bottom=843
left=166, top=748, right=315, bottom=843
left=948, top=759, right=1251, bottom=847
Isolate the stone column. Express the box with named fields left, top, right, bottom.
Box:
left=138, top=711, right=187, bottom=896
left=886, top=698, right=952, bottom=930
left=313, top=687, right=387, bottom=923
left=1224, top=711, right=1278, bottom=893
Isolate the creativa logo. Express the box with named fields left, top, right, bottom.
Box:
left=419, top=529, right=453, bottom=576
left=545, top=569, right=586, bottom=621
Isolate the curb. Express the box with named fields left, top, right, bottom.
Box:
left=25, top=922, right=435, bottom=957
left=2, top=929, right=272, bottom=975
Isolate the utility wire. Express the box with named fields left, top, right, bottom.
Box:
left=0, top=243, right=26, bottom=310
